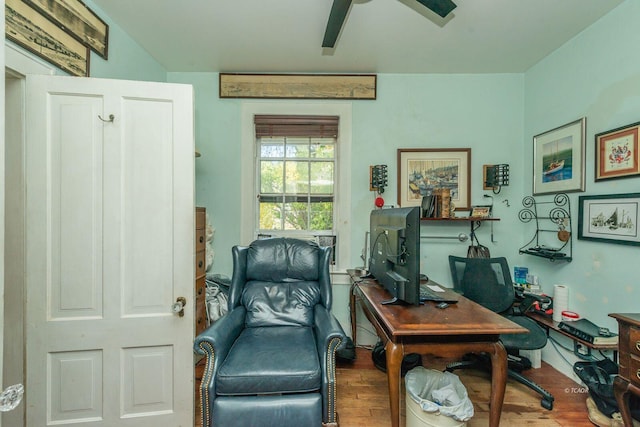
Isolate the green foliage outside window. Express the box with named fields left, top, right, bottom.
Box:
left=258, top=137, right=335, bottom=232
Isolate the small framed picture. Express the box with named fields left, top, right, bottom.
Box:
left=595, top=121, right=640, bottom=181
left=470, top=205, right=492, bottom=218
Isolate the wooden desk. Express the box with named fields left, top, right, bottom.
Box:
left=610, top=313, right=640, bottom=427
left=348, top=270, right=527, bottom=427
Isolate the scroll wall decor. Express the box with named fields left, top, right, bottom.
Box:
left=219, top=73, right=377, bottom=100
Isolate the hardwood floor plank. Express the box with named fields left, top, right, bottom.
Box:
left=195, top=347, right=596, bottom=426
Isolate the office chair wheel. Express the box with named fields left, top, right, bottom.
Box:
left=541, top=398, right=553, bottom=410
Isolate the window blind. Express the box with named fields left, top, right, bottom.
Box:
left=254, top=115, right=339, bottom=138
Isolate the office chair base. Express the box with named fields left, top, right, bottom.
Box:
left=445, top=353, right=554, bottom=410
left=508, top=367, right=554, bottom=410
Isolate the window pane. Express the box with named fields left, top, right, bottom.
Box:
left=260, top=161, right=284, bottom=193
left=286, top=138, right=309, bottom=158
left=284, top=202, right=309, bottom=230
left=285, top=161, right=309, bottom=193
left=310, top=139, right=335, bottom=158
left=260, top=138, right=285, bottom=158
left=259, top=202, right=283, bottom=230
left=310, top=202, right=333, bottom=231
left=310, top=162, right=334, bottom=194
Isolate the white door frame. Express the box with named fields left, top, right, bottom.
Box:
left=3, top=42, right=54, bottom=427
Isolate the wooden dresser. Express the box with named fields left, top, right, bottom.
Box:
left=195, top=207, right=207, bottom=336
left=610, top=312, right=640, bottom=426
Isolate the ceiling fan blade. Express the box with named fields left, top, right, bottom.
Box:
left=322, top=0, right=353, bottom=48
left=415, top=0, right=457, bottom=18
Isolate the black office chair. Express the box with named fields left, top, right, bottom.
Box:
left=446, top=255, right=554, bottom=410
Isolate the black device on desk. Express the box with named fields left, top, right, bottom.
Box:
left=369, top=207, right=421, bottom=305
left=419, top=279, right=460, bottom=304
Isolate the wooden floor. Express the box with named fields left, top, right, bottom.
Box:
left=195, top=347, right=595, bottom=426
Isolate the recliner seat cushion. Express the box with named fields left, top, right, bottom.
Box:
left=243, top=280, right=320, bottom=327
left=216, top=326, right=321, bottom=395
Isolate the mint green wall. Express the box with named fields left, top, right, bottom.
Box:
left=524, top=0, right=639, bottom=332
left=79, top=1, right=167, bottom=82
left=522, top=0, right=635, bottom=379
left=168, top=72, right=525, bottom=283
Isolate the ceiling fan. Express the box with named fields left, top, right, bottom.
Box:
left=322, top=0, right=457, bottom=48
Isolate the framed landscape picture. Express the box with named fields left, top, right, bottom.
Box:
left=397, top=148, right=471, bottom=210
left=25, top=0, right=109, bottom=59
left=578, top=193, right=640, bottom=246
left=6, top=0, right=89, bottom=76
left=533, top=118, right=586, bottom=195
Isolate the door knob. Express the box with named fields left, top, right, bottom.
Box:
left=171, top=297, right=187, bottom=317
left=0, top=384, right=24, bottom=412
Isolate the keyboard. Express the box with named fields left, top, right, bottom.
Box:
left=419, top=284, right=459, bottom=303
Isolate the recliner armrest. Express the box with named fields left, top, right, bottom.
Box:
left=314, top=305, right=345, bottom=425
left=314, top=305, right=345, bottom=351
left=194, top=307, right=246, bottom=359
left=194, top=307, right=246, bottom=427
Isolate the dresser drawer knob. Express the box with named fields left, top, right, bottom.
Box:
left=198, top=260, right=203, bottom=268
left=637, top=369, right=640, bottom=381
left=635, top=341, right=640, bottom=352
left=199, top=236, right=204, bottom=243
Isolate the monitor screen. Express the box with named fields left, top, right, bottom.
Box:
left=368, top=207, right=421, bottom=305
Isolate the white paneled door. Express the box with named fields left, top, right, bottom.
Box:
left=24, top=75, right=194, bottom=426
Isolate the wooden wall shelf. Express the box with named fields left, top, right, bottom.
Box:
left=420, top=217, right=499, bottom=222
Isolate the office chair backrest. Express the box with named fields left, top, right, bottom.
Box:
left=448, top=256, right=514, bottom=314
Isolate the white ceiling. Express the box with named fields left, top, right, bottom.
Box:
left=91, top=0, right=624, bottom=74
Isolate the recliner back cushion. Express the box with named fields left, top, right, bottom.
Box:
left=246, top=238, right=319, bottom=283
left=243, top=281, right=321, bottom=327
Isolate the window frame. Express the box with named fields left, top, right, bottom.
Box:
left=256, top=134, right=336, bottom=235
left=240, top=102, right=352, bottom=271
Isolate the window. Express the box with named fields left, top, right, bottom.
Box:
left=240, top=103, right=351, bottom=272
left=254, top=115, right=338, bottom=260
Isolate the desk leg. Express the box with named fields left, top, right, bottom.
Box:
left=385, top=341, right=403, bottom=427
left=488, top=342, right=508, bottom=427
left=614, top=376, right=635, bottom=427
left=349, top=283, right=357, bottom=344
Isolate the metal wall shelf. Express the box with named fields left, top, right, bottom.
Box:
left=518, top=193, right=572, bottom=262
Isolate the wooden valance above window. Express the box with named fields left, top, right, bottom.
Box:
left=220, top=73, right=376, bottom=99
left=254, top=115, right=339, bottom=138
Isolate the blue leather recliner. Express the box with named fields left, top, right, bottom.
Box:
left=194, top=238, right=345, bottom=427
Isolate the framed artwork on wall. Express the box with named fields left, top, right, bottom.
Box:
left=533, top=117, right=586, bottom=195
left=595, top=121, right=640, bottom=181
left=5, top=0, right=89, bottom=76
left=470, top=205, right=492, bottom=218
left=219, top=73, right=377, bottom=99
left=578, top=193, right=640, bottom=246
left=24, top=0, right=109, bottom=59
left=397, top=148, right=471, bottom=210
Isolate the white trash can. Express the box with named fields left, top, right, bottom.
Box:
left=405, top=367, right=474, bottom=427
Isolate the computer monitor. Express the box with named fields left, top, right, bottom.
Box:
left=368, top=207, right=421, bottom=305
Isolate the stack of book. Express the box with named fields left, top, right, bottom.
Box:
left=557, top=318, right=618, bottom=345
left=421, top=188, right=452, bottom=218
